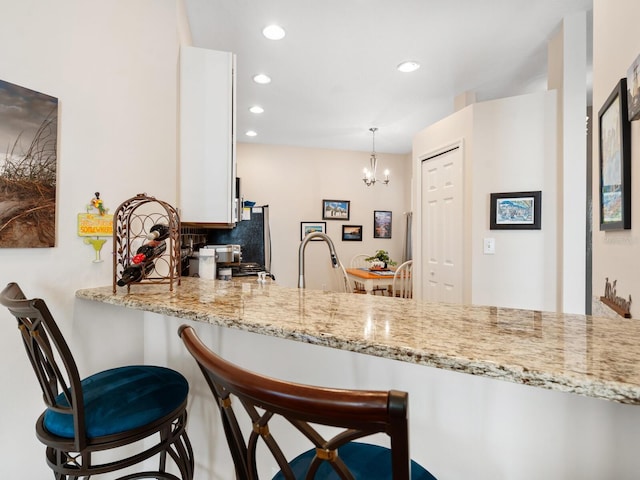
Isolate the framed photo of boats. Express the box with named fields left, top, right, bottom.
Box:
left=342, top=225, right=362, bottom=241
left=599, top=78, right=631, bottom=231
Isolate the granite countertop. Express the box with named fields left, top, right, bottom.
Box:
left=76, top=277, right=640, bottom=405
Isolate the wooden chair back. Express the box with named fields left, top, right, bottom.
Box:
left=392, top=260, right=413, bottom=299
left=349, top=254, right=370, bottom=269
left=338, top=261, right=353, bottom=293
left=178, top=324, right=416, bottom=479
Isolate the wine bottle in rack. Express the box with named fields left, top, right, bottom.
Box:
left=117, top=262, right=154, bottom=287
left=131, top=240, right=167, bottom=264
left=146, top=223, right=170, bottom=241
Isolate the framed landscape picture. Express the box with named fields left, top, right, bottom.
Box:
left=322, top=199, right=350, bottom=220
left=0, top=79, right=58, bottom=247
left=490, top=191, right=541, bottom=230
left=300, top=221, right=326, bottom=240
left=599, top=78, right=631, bottom=230
left=342, top=225, right=362, bottom=241
left=373, top=210, right=392, bottom=239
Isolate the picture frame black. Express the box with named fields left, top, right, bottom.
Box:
left=300, top=221, right=326, bottom=240
left=599, top=78, right=631, bottom=231
left=490, top=191, right=541, bottom=230
left=322, top=199, right=350, bottom=220
left=373, top=210, right=392, bottom=239
left=342, top=225, right=362, bottom=241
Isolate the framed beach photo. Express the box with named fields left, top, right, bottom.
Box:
left=599, top=78, right=631, bottom=230
left=342, top=225, right=363, bottom=241
left=490, top=191, right=541, bottom=230
left=300, top=221, right=326, bottom=240
left=322, top=199, right=350, bottom=220
left=373, top=210, right=392, bottom=239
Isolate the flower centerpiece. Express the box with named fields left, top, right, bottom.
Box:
left=365, top=250, right=397, bottom=270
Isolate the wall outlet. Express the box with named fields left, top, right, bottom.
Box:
left=483, top=237, right=495, bottom=255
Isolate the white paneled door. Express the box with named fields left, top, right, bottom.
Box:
left=421, top=145, right=463, bottom=303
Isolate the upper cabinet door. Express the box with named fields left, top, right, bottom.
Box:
left=179, top=46, right=236, bottom=225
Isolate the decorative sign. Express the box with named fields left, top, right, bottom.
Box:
left=77, top=192, right=112, bottom=236
left=77, top=213, right=113, bottom=236
left=78, top=192, right=112, bottom=262
left=600, top=277, right=631, bottom=318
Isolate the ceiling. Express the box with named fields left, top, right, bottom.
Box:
left=183, top=0, right=593, bottom=155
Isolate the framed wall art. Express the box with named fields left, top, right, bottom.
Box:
left=300, top=221, right=326, bottom=240
left=490, top=191, right=541, bottom=230
left=322, top=199, right=350, bottom=220
left=0, top=79, right=58, bottom=247
left=599, top=78, right=631, bottom=231
left=627, top=53, right=640, bottom=121
left=373, top=210, right=392, bottom=239
left=342, top=225, right=362, bottom=241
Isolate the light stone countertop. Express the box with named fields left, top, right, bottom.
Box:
left=76, top=277, right=640, bottom=405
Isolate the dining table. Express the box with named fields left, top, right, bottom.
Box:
left=345, top=267, right=395, bottom=294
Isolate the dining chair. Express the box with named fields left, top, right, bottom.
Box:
left=338, top=261, right=353, bottom=293
left=350, top=253, right=388, bottom=295
left=178, top=324, right=437, bottom=479
left=0, top=282, right=194, bottom=480
left=392, top=260, right=413, bottom=299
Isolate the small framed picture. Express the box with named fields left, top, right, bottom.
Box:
left=490, top=191, right=542, bottom=230
left=300, top=221, right=326, bottom=240
left=322, top=199, right=350, bottom=220
left=342, top=225, right=363, bottom=241
left=373, top=211, right=392, bottom=239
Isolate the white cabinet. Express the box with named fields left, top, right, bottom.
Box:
left=179, top=46, right=236, bottom=225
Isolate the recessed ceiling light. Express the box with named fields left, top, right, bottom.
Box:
left=397, top=61, right=420, bottom=73
left=245, top=130, right=258, bottom=137
left=249, top=106, right=264, bottom=114
left=262, top=24, right=285, bottom=40
left=253, top=74, right=271, bottom=84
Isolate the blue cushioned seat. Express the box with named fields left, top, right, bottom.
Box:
left=43, top=365, right=189, bottom=438
left=273, top=442, right=436, bottom=480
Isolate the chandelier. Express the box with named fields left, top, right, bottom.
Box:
left=362, top=127, right=389, bottom=186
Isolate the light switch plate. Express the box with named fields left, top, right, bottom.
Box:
left=483, top=237, right=495, bottom=254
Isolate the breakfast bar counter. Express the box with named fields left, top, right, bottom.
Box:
left=76, top=277, right=640, bottom=479
left=76, top=277, right=640, bottom=404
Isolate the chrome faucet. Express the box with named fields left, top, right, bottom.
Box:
left=298, top=232, right=340, bottom=288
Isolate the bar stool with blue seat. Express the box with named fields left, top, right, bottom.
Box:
left=0, top=282, right=194, bottom=480
left=178, top=324, right=438, bottom=479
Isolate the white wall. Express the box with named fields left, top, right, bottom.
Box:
left=472, top=92, right=559, bottom=311
left=0, top=1, right=182, bottom=477
left=548, top=13, right=588, bottom=314
left=592, top=0, right=640, bottom=318
left=237, top=142, right=412, bottom=290
left=412, top=91, right=559, bottom=311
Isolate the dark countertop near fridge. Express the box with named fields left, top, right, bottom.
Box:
left=76, top=276, right=640, bottom=405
